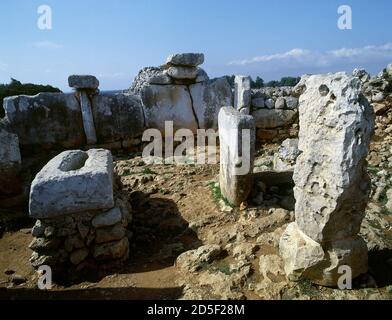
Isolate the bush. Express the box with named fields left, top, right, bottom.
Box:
left=0, top=78, right=61, bottom=118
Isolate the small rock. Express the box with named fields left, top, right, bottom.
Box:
left=92, top=207, right=122, bottom=228
left=275, top=97, right=286, bottom=109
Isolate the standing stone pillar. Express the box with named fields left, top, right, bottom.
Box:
left=68, top=75, right=99, bottom=145
left=234, top=76, right=251, bottom=115
left=279, top=73, right=375, bottom=286
left=218, top=107, right=255, bottom=206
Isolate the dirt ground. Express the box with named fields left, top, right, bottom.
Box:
left=1, top=145, right=392, bottom=300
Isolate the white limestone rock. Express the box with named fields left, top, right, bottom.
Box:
left=293, top=72, right=375, bottom=243
left=234, top=76, right=251, bottom=114
left=273, top=138, right=300, bottom=172
left=166, top=53, right=204, bottom=67
left=167, top=66, right=198, bottom=80
left=189, top=77, right=232, bottom=129
left=29, top=149, right=114, bottom=218
left=218, top=107, right=255, bottom=206
left=92, top=207, right=122, bottom=228
left=141, top=84, right=198, bottom=133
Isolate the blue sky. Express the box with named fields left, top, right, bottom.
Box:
left=1, top=0, right=392, bottom=91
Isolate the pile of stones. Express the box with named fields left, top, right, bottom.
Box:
left=28, top=149, right=132, bottom=272
left=130, top=53, right=208, bottom=95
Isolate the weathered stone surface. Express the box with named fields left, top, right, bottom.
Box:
left=293, top=73, right=374, bottom=243
left=166, top=53, right=204, bottom=67
left=29, top=149, right=114, bottom=218
left=79, top=91, right=97, bottom=145
left=92, top=93, right=144, bottom=143
left=0, top=127, right=22, bottom=197
left=284, top=96, right=299, bottom=110
left=141, top=84, right=198, bottom=133
left=252, top=109, right=297, bottom=129
left=93, top=237, right=129, bottom=261
left=275, top=97, right=286, bottom=109
left=3, top=93, right=85, bottom=150
left=273, top=138, right=300, bottom=172
left=280, top=72, right=374, bottom=286
left=95, top=223, right=126, bottom=244
left=195, top=68, right=209, bottom=83
left=176, top=244, right=221, bottom=273
left=68, top=75, right=99, bottom=90
left=252, top=98, right=265, bottom=109
left=130, top=67, right=173, bottom=96
left=167, top=66, right=198, bottom=80
left=280, top=223, right=368, bottom=286
left=189, top=77, right=233, bottom=129
left=234, top=76, right=251, bottom=114
left=265, top=98, right=275, bottom=109
left=218, top=107, right=255, bottom=206
left=92, top=207, right=122, bottom=228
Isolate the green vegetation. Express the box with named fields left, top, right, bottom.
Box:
left=0, top=78, right=61, bottom=118
left=208, top=181, right=232, bottom=207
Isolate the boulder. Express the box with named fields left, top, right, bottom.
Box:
left=275, top=97, right=286, bottom=109
left=273, top=138, right=300, bottom=172
left=252, top=109, right=297, bottom=129
left=130, top=67, right=173, bottom=96
left=294, top=73, right=374, bottom=243
left=3, top=93, right=85, bottom=151
left=218, top=107, right=255, bottom=206
left=189, top=77, right=233, bottom=129
left=29, top=149, right=114, bottom=218
left=92, top=207, right=122, bottom=228
left=252, top=98, right=265, bottom=109
left=195, top=68, right=209, bottom=83
left=166, top=53, right=204, bottom=67
left=92, top=93, right=144, bottom=143
left=265, top=98, right=275, bottom=109
left=68, top=75, right=99, bottom=90
left=141, top=84, right=198, bottom=133
left=280, top=72, right=374, bottom=286
left=234, top=76, right=251, bottom=114
left=284, top=97, right=299, bottom=110
left=167, top=66, right=198, bottom=80
left=93, top=237, right=129, bottom=261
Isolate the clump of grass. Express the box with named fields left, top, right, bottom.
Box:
left=120, top=169, right=132, bottom=177
left=297, top=278, right=321, bottom=299
left=208, top=182, right=232, bottom=207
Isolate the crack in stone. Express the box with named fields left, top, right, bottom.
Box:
left=186, top=85, right=200, bottom=130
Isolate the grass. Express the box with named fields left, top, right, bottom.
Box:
left=208, top=182, right=232, bottom=207
left=297, top=278, right=321, bottom=299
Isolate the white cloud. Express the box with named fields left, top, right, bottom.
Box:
left=228, top=43, right=392, bottom=67
left=32, top=41, right=64, bottom=49
left=229, top=48, right=311, bottom=65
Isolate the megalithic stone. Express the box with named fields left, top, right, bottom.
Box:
left=218, top=107, right=255, bottom=206
left=68, top=75, right=99, bottom=145
left=80, top=91, right=98, bottom=145
left=279, top=72, right=375, bottom=286
left=234, top=76, right=251, bottom=115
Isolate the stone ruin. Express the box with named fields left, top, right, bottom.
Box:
left=28, top=149, right=131, bottom=272
left=0, top=52, right=380, bottom=288
left=218, top=72, right=375, bottom=286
